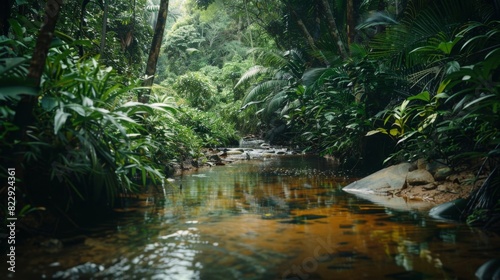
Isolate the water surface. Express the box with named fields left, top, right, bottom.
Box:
left=8, top=155, right=500, bottom=279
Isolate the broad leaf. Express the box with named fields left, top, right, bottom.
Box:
left=54, top=109, right=71, bottom=134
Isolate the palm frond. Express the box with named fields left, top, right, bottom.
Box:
left=234, top=65, right=270, bottom=88
left=242, top=79, right=288, bottom=105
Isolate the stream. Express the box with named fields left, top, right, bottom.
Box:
left=6, top=155, right=500, bottom=279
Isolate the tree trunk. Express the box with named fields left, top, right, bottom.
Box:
left=13, top=0, right=63, bottom=129
left=0, top=0, right=13, bottom=36
left=139, top=0, right=169, bottom=104
left=11, top=0, right=63, bottom=193
left=99, top=0, right=109, bottom=61
left=290, top=9, right=329, bottom=66
left=293, top=11, right=318, bottom=52
left=244, top=0, right=254, bottom=62
left=320, top=0, right=348, bottom=59
left=346, top=0, right=356, bottom=45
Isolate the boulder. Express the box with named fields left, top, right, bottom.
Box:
left=343, top=163, right=412, bottom=194
left=433, top=167, right=453, bottom=181
left=429, top=198, right=468, bottom=221
left=406, top=169, right=435, bottom=185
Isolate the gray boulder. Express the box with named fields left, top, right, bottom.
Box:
left=406, top=169, right=435, bottom=185
left=343, top=163, right=412, bottom=194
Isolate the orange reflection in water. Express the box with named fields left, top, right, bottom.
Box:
left=8, top=156, right=500, bottom=280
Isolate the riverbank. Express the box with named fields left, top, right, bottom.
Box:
left=397, top=167, right=484, bottom=205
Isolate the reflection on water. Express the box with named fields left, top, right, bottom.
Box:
left=7, top=156, right=500, bottom=279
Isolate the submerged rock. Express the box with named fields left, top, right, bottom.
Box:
left=429, top=198, right=468, bottom=221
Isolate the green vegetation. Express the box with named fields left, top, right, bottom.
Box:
left=1, top=0, right=499, bottom=232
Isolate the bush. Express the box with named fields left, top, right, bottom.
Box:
left=178, top=106, right=239, bottom=147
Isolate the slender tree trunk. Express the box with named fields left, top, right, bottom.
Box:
left=99, top=0, right=109, bottom=61
left=293, top=11, right=318, bottom=52
left=320, top=0, right=348, bottom=59
left=0, top=0, right=13, bottom=36
left=14, top=0, right=63, bottom=129
left=290, top=9, right=329, bottom=66
left=346, top=0, right=356, bottom=45
left=244, top=0, right=254, bottom=62
left=11, top=0, right=63, bottom=192
left=139, top=0, right=169, bottom=104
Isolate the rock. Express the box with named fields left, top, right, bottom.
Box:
left=343, top=163, right=412, bottom=194
left=406, top=169, right=435, bottom=185
left=260, top=143, right=271, bottom=148
left=422, top=183, right=437, bottom=190
left=433, top=167, right=453, bottom=181
left=437, top=185, right=448, bottom=192
left=416, top=158, right=427, bottom=170
left=239, top=139, right=265, bottom=148
left=475, top=259, right=500, bottom=280
left=429, top=198, right=468, bottom=221
left=425, top=160, right=448, bottom=173
left=226, top=150, right=243, bottom=155
left=209, top=154, right=222, bottom=162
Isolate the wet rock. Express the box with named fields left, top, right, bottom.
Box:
left=226, top=150, right=243, bottom=155
left=406, top=169, right=435, bottom=185
left=52, top=262, right=104, bottom=279
left=475, top=259, right=500, bottom=280
left=429, top=198, right=468, bottom=221
left=260, top=143, right=271, bottom=148
left=239, top=138, right=265, bottom=148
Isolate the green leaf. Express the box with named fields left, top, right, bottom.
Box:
left=437, top=80, right=450, bottom=94
left=389, top=128, right=399, bottom=136
left=408, top=91, right=430, bottom=102
left=0, top=57, right=29, bottom=75
left=54, top=109, right=71, bottom=134
left=445, top=61, right=460, bottom=75
left=0, top=86, right=38, bottom=101
left=41, top=96, right=58, bottom=111
left=366, top=129, right=384, bottom=136
left=463, top=94, right=496, bottom=110
left=65, top=104, right=87, bottom=117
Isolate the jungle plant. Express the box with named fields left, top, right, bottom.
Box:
left=235, top=48, right=307, bottom=139
left=174, top=71, right=217, bottom=110
left=2, top=42, right=177, bottom=221
left=178, top=106, right=239, bottom=147
left=143, top=91, right=203, bottom=165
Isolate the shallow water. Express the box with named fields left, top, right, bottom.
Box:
left=7, top=155, right=500, bottom=279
